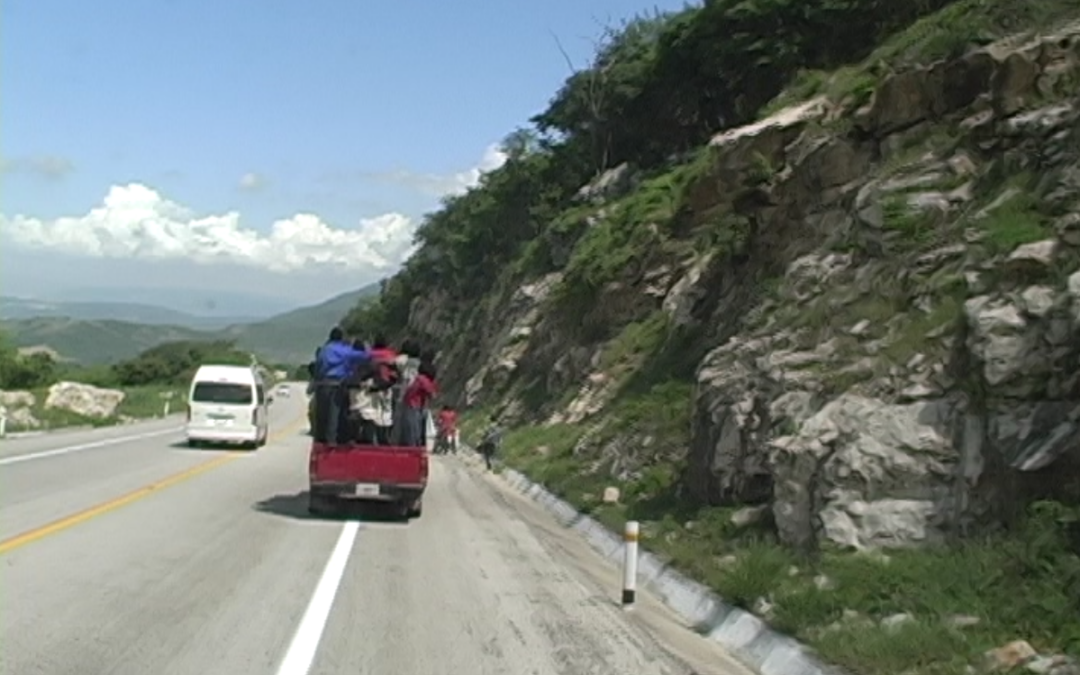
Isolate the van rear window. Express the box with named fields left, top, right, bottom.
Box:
left=192, top=382, right=253, bottom=405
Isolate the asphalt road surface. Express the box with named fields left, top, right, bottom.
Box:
left=0, top=384, right=753, bottom=675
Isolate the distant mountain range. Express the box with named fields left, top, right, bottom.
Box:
left=0, top=285, right=380, bottom=366
left=0, top=297, right=259, bottom=329
left=45, top=286, right=298, bottom=318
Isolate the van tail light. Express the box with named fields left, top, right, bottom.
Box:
left=252, top=410, right=258, bottom=424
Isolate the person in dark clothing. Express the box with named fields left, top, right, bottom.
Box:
left=313, top=327, right=371, bottom=445
left=478, top=415, right=503, bottom=471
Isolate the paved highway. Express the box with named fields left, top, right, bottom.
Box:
left=0, top=385, right=752, bottom=675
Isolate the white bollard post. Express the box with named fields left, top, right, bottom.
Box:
left=622, top=520, right=639, bottom=608
left=0, top=414, right=6, bottom=438
left=163, top=401, right=170, bottom=417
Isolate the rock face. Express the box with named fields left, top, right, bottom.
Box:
left=405, top=22, right=1080, bottom=551
left=0, top=390, right=41, bottom=430
left=45, top=382, right=125, bottom=419
left=687, top=24, right=1080, bottom=550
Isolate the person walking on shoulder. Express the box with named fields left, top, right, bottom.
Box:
left=478, top=416, right=503, bottom=471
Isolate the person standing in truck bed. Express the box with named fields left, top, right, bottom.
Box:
left=367, top=335, right=400, bottom=444
left=390, top=339, right=422, bottom=443
left=313, top=327, right=370, bottom=445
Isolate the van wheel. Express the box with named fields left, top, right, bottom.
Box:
left=187, top=439, right=201, bottom=448
left=406, top=498, right=423, bottom=519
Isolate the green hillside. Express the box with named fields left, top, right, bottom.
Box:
left=216, top=286, right=379, bottom=362
left=1, top=284, right=380, bottom=365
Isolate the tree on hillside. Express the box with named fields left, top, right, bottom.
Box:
left=111, top=340, right=253, bottom=386
left=534, top=13, right=673, bottom=173
left=343, top=0, right=962, bottom=339
left=0, top=332, right=59, bottom=389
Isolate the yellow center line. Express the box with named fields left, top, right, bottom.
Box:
left=0, top=414, right=309, bottom=556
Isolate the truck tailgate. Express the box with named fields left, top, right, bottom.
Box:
left=310, top=443, right=428, bottom=486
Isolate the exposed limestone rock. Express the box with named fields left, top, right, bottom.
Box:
left=770, top=394, right=961, bottom=550
left=0, top=390, right=35, bottom=409
left=44, top=382, right=124, bottom=419
left=463, top=273, right=562, bottom=407
left=403, top=20, right=1080, bottom=554
left=576, top=163, right=638, bottom=203
left=0, top=390, right=40, bottom=430
left=661, top=254, right=715, bottom=327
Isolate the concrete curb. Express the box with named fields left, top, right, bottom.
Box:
left=488, top=462, right=847, bottom=675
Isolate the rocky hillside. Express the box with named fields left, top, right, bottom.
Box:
left=346, top=2, right=1080, bottom=672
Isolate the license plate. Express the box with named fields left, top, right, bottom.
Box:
left=354, top=483, right=380, bottom=497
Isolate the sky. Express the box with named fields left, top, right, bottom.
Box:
left=0, top=0, right=691, bottom=314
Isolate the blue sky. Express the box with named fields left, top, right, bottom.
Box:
left=0, top=0, right=692, bottom=313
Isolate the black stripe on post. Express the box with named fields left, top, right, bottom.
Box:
left=621, top=589, right=635, bottom=605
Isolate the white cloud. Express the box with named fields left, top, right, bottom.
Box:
left=1, top=183, right=417, bottom=273
left=0, top=142, right=506, bottom=275
left=238, top=172, right=267, bottom=191
left=362, top=143, right=509, bottom=197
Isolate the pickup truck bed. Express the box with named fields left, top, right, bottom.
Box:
left=308, top=442, right=429, bottom=519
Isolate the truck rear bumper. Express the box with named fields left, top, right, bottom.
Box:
left=310, top=480, right=425, bottom=503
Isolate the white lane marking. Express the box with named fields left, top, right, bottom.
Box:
left=0, top=427, right=184, bottom=466
left=276, top=521, right=360, bottom=675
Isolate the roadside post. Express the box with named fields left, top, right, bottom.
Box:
left=0, top=412, right=7, bottom=439
left=160, top=391, right=175, bottom=418
left=622, top=520, right=639, bottom=609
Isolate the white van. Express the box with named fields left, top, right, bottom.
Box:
left=185, top=364, right=269, bottom=448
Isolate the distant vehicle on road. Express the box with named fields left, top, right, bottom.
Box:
left=275, top=384, right=291, bottom=398
left=185, top=364, right=269, bottom=449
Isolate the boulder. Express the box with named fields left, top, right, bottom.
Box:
left=45, top=382, right=125, bottom=419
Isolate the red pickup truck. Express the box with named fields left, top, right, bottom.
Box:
left=308, top=441, right=428, bottom=518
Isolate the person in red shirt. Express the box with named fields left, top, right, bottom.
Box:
left=435, top=405, right=458, bottom=454
left=367, top=335, right=400, bottom=444
left=399, top=361, right=437, bottom=447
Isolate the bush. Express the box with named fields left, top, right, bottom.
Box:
left=111, top=340, right=254, bottom=387
left=0, top=332, right=59, bottom=389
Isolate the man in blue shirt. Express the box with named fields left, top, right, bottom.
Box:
left=313, top=327, right=370, bottom=444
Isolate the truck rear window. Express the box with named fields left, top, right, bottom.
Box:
left=192, top=382, right=254, bottom=405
